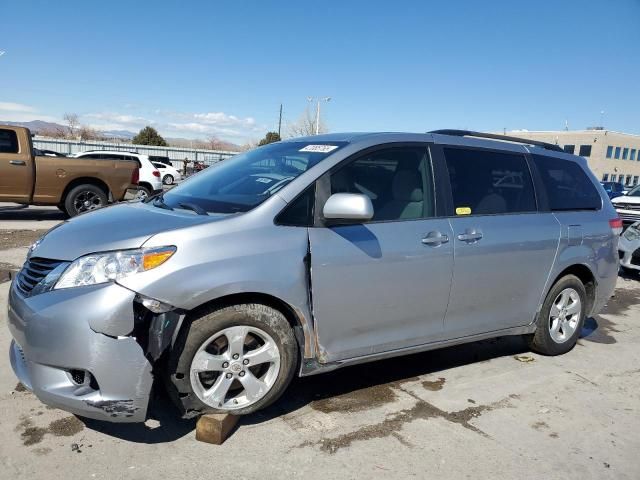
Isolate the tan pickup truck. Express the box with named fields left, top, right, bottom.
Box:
left=0, top=125, right=139, bottom=217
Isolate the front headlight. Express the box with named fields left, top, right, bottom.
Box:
left=54, top=246, right=176, bottom=289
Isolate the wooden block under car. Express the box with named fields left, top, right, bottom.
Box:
left=195, top=413, right=239, bottom=445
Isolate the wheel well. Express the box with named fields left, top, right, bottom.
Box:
left=552, top=264, right=596, bottom=314
left=138, top=181, right=153, bottom=191
left=188, top=292, right=304, bottom=340
left=62, top=177, right=110, bottom=202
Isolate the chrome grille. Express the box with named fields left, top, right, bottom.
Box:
left=615, top=203, right=640, bottom=211
left=16, top=257, right=65, bottom=296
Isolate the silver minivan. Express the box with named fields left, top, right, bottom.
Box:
left=8, top=131, right=620, bottom=422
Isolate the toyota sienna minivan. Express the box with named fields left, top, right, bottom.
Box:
left=8, top=130, right=620, bottom=422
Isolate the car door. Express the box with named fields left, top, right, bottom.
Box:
left=309, top=145, right=455, bottom=363
left=437, top=145, right=561, bottom=338
left=0, top=128, right=33, bottom=202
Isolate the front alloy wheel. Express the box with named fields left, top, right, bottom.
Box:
left=190, top=326, right=281, bottom=410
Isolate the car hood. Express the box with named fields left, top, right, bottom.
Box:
left=612, top=196, right=640, bottom=205
left=30, top=202, right=221, bottom=261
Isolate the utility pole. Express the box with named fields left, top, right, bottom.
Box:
left=307, top=97, right=331, bottom=135
left=278, top=104, right=283, bottom=138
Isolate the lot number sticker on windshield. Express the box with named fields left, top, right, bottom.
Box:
left=456, top=206, right=472, bottom=215
left=299, top=145, right=339, bottom=153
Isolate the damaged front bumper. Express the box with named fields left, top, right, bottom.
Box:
left=7, top=280, right=178, bottom=423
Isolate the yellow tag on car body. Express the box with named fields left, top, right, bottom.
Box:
left=456, top=207, right=472, bottom=215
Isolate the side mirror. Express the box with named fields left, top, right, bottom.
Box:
left=323, top=193, right=374, bottom=222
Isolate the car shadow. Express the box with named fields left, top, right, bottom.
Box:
left=0, top=204, right=66, bottom=221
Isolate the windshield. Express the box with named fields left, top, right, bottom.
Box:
left=154, top=141, right=346, bottom=214
left=627, top=185, right=640, bottom=197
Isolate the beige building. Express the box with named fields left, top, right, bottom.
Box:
left=503, top=129, right=640, bottom=188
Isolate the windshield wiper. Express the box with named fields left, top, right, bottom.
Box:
left=178, top=202, right=209, bottom=216
left=151, top=192, right=174, bottom=210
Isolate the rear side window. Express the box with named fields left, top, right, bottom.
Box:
left=0, top=129, right=19, bottom=153
left=532, top=154, right=601, bottom=211
left=444, top=148, right=536, bottom=215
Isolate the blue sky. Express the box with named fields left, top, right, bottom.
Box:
left=1, top=0, right=639, bottom=143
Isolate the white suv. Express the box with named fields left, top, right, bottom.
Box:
left=611, top=185, right=640, bottom=225
left=74, top=151, right=163, bottom=198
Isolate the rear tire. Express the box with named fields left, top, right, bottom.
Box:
left=162, top=174, right=174, bottom=185
left=136, top=185, right=152, bottom=200
left=166, top=303, right=298, bottom=417
left=528, top=275, right=586, bottom=355
left=63, top=184, right=108, bottom=217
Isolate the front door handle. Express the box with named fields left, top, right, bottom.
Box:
left=457, top=229, right=483, bottom=243
left=422, top=231, right=449, bottom=246
left=10, top=160, right=26, bottom=166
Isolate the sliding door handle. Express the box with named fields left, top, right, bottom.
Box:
left=457, top=230, right=483, bottom=243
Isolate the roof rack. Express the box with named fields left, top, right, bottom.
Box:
left=429, top=129, right=563, bottom=152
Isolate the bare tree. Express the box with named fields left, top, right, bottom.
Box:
left=39, top=127, right=67, bottom=139
left=206, top=134, right=228, bottom=151
left=286, top=107, right=327, bottom=138
left=78, top=125, right=101, bottom=141
left=63, top=113, right=80, bottom=138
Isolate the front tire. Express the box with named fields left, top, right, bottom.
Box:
left=166, top=303, right=298, bottom=417
left=63, top=184, right=108, bottom=217
left=528, top=274, right=587, bottom=355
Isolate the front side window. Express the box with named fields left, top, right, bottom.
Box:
left=606, top=146, right=613, bottom=158
left=444, top=148, right=536, bottom=215
left=532, top=155, right=601, bottom=211
left=329, top=146, right=434, bottom=222
left=158, top=141, right=346, bottom=214
left=579, top=145, right=592, bottom=157
left=0, top=129, right=19, bottom=153
left=628, top=185, right=640, bottom=197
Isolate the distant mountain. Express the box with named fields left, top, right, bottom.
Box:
left=0, top=119, right=67, bottom=133
left=0, top=119, right=241, bottom=151
left=101, top=129, right=135, bottom=140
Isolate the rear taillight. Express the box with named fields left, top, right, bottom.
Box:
left=152, top=170, right=160, bottom=178
left=610, top=217, right=623, bottom=235
left=131, top=167, right=139, bottom=185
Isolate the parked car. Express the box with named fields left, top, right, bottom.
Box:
left=149, top=155, right=173, bottom=167
left=152, top=161, right=182, bottom=185
left=600, top=181, right=626, bottom=200
left=74, top=150, right=163, bottom=199
left=618, top=221, right=640, bottom=275
left=0, top=126, right=139, bottom=216
left=8, top=130, right=620, bottom=423
left=611, top=184, right=640, bottom=225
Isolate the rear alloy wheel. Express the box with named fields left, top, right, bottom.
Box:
left=135, top=185, right=152, bottom=200
left=162, top=174, right=174, bottom=185
left=64, top=184, right=107, bottom=217
left=167, top=303, right=297, bottom=416
left=528, top=274, right=587, bottom=355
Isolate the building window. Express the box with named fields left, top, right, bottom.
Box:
left=622, top=148, right=629, bottom=160
left=602, top=173, right=609, bottom=181
left=614, top=147, right=621, bottom=159
left=563, top=144, right=575, bottom=154
left=606, top=146, right=613, bottom=158
left=631, top=149, right=637, bottom=161
left=634, top=176, right=639, bottom=186
left=626, top=175, right=632, bottom=186
left=619, top=174, right=626, bottom=182
left=579, top=145, right=592, bottom=157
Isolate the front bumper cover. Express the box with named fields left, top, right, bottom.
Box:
left=7, top=281, right=154, bottom=422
